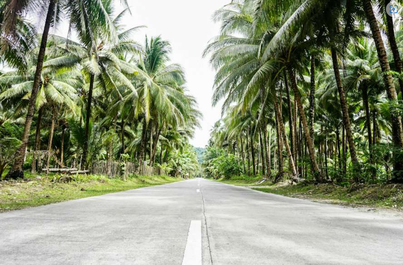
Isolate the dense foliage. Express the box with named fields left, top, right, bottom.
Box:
left=0, top=0, right=201, bottom=179
left=203, top=147, right=242, bottom=179
left=205, top=0, right=403, bottom=184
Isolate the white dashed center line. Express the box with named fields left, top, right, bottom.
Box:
left=182, top=220, right=202, bottom=265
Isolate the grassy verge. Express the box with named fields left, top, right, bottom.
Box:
left=255, top=182, right=403, bottom=210
left=0, top=174, right=180, bottom=212
left=215, top=175, right=272, bottom=186
left=214, top=175, right=403, bottom=210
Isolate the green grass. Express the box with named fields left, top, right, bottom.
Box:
left=214, top=175, right=403, bottom=210
left=254, top=182, right=403, bottom=210
left=215, top=175, right=273, bottom=186
left=0, top=174, right=181, bottom=212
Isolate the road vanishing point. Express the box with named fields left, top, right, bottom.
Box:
left=1, top=179, right=403, bottom=264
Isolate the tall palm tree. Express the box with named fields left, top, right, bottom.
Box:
left=362, top=0, right=403, bottom=182
left=381, top=0, right=403, bottom=96
left=45, top=11, right=141, bottom=168
left=0, top=52, right=79, bottom=173
left=0, top=0, right=37, bottom=70
left=4, top=0, right=57, bottom=179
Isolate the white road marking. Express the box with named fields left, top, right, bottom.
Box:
left=196, top=189, right=200, bottom=193
left=182, top=220, right=202, bottom=265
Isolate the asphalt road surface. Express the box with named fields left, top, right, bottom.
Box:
left=1, top=179, right=403, bottom=264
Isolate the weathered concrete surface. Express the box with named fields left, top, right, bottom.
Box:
left=202, top=181, right=403, bottom=264
left=1, top=179, right=403, bottom=264
left=0, top=180, right=202, bottom=265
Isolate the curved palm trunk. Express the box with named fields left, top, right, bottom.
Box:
left=288, top=67, right=322, bottom=181
left=46, top=112, right=56, bottom=174
left=274, top=95, right=298, bottom=181
left=331, top=48, right=360, bottom=180
left=31, top=107, right=44, bottom=173
left=284, top=73, right=296, bottom=161
left=363, top=0, right=403, bottom=182
left=385, top=2, right=403, bottom=96
left=82, top=74, right=95, bottom=169
left=5, top=0, right=56, bottom=180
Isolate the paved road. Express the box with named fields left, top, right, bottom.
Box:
left=1, top=179, right=403, bottom=264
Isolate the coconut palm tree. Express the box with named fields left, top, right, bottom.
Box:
left=362, top=0, right=403, bottom=182
left=4, top=0, right=57, bottom=179
left=0, top=50, right=80, bottom=173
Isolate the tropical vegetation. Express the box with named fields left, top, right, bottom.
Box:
left=204, top=0, right=403, bottom=184
left=0, top=0, right=201, bottom=180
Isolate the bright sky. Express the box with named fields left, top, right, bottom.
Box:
left=51, top=0, right=227, bottom=148
left=123, top=0, right=228, bottom=148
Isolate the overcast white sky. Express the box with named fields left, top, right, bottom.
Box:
left=52, top=0, right=228, bottom=148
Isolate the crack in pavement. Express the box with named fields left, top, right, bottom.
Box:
left=200, top=182, right=214, bottom=265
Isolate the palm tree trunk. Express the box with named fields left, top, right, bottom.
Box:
left=151, top=126, right=161, bottom=166
left=267, top=127, right=272, bottom=176
left=159, top=148, right=163, bottom=164
left=46, top=112, right=56, bottom=174
left=5, top=0, right=56, bottom=180
left=139, top=119, right=148, bottom=169
left=108, top=118, right=117, bottom=176
left=246, top=129, right=251, bottom=176
left=288, top=67, right=322, bottom=181
left=60, top=126, right=65, bottom=168
left=364, top=0, right=403, bottom=182
left=284, top=73, right=296, bottom=160
left=83, top=74, right=95, bottom=169
left=263, top=124, right=270, bottom=177
left=373, top=110, right=377, bottom=145
left=295, top=99, right=300, bottom=175
left=309, top=55, right=315, bottom=140
left=240, top=136, right=246, bottom=174
left=331, top=48, right=360, bottom=179
left=324, top=133, right=328, bottom=179
left=250, top=127, right=256, bottom=176
left=336, top=126, right=342, bottom=172
left=108, top=140, right=113, bottom=176
left=274, top=95, right=298, bottom=180
left=342, top=124, right=347, bottom=175
left=274, top=105, right=283, bottom=182
left=362, top=84, right=373, bottom=164
left=121, top=118, right=125, bottom=155
left=259, top=129, right=266, bottom=176
left=384, top=2, right=403, bottom=96
left=31, top=107, right=43, bottom=173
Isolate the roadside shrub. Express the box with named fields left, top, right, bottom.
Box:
left=203, top=147, right=242, bottom=179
